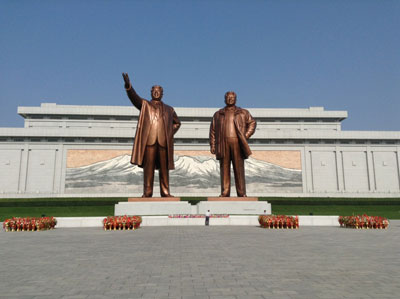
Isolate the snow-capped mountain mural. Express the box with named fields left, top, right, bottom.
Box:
left=65, top=154, right=302, bottom=194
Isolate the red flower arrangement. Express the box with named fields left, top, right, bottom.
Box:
left=103, top=215, right=142, bottom=231
left=338, top=214, right=389, bottom=229
left=168, top=214, right=229, bottom=218
left=258, top=215, right=299, bottom=229
left=3, top=217, right=57, bottom=232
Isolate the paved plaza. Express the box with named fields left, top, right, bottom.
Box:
left=1, top=223, right=399, bottom=299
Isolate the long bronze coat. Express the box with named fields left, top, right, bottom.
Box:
left=126, top=87, right=181, bottom=170
left=209, top=106, right=256, bottom=160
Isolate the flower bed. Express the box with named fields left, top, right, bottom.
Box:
left=258, top=215, right=299, bottom=229
left=338, top=214, right=389, bottom=229
left=3, top=217, right=57, bottom=232
left=168, top=214, right=229, bottom=218
left=103, top=216, right=142, bottom=230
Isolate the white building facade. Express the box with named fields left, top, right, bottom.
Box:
left=0, top=103, right=399, bottom=198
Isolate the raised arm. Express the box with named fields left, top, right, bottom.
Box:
left=122, top=72, right=144, bottom=110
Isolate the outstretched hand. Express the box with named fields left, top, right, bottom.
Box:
left=122, top=73, right=131, bottom=89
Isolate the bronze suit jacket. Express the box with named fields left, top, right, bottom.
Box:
left=126, top=87, right=181, bottom=170
left=209, top=106, right=256, bottom=160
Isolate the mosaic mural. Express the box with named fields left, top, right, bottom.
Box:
left=65, top=150, right=302, bottom=194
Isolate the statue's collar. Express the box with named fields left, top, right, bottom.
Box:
left=150, top=100, right=163, bottom=106
left=219, top=106, right=240, bottom=115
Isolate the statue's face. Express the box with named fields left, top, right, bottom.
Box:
left=151, top=86, right=163, bottom=101
left=225, top=92, right=237, bottom=106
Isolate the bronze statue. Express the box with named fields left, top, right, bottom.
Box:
left=209, top=91, right=256, bottom=197
left=122, top=73, right=181, bottom=197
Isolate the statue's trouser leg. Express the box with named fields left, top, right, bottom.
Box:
left=158, top=145, right=170, bottom=197
left=143, top=145, right=156, bottom=197
left=220, top=139, right=233, bottom=197
left=230, top=138, right=246, bottom=197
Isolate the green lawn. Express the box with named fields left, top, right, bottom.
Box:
left=0, top=206, right=114, bottom=221
left=0, top=197, right=127, bottom=204
left=259, top=197, right=400, bottom=205
left=272, top=205, right=400, bottom=219
left=0, top=197, right=399, bottom=221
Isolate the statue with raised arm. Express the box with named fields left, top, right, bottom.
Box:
left=209, top=91, right=256, bottom=197
left=122, top=73, right=181, bottom=197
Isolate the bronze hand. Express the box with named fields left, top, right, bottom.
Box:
left=122, top=73, right=131, bottom=89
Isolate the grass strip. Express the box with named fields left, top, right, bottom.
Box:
left=0, top=206, right=114, bottom=221
left=0, top=201, right=123, bottom=207
left=259, top=197, right=400, bottom=203
left=272, top=205, right=400, bottom=219
left=264, top=200, right=400, bottom=206
left=0, top=197, right=128, bottom=203
left=1, top=197, right=400, bottom=221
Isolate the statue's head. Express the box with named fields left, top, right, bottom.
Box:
left=151, top=85, right=163, bottom=101
left=224, top=91, right=237, bottom=107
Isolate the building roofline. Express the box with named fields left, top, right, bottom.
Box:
left=17, top=103, right=348, bottom=121
left=1, top=128, right=399, bottom=140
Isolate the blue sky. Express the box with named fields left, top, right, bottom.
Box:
left=0, top=0, right=399, bottom=131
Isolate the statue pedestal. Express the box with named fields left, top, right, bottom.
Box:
left=115, top=200, right=193, bottom=216
left=115, top=197, right=271, bottom=216
left=128, top=197, right=181, bottom=202
left=198, top=199, right=271, bottom=215
left=207, top=197, right=258, bottom=201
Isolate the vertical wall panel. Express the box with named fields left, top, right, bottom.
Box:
left=301, top=148, right=308, bottom=193
left=366, top=150, right=376, bottom=191
left=335, top=149, right=344, bottom=191
left=373, top=152, right=400, bottom=192
left=26, top=149, right=57, bottom=193
left=311, top=151, right=338, bottom=192
left=342, top=152, right=369, bottom=192
left=0, top=150, right=22, bottom=192
left=304, top=147, right=313, bottom=192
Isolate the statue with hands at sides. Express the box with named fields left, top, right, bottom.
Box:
left=209, top=91, right=256, bottom=197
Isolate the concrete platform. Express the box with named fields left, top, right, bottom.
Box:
left=114, top=201, right=271, bottom=216
left=143, top=215, right=259, bottom=226
left=198, top=200, right=271, bottom=215
left=115, top=201, right=193, bottom=216
left=128, top=197, right=181, bottom=202
left=207, top=197, right=258, bottom=201
left=115, top=200, right=271, bottom=215
left=56, top=217, right=104, bottom=228
left=54, top=215, right=341, bottom=228
left=299, top=215, right=339, bottom=226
